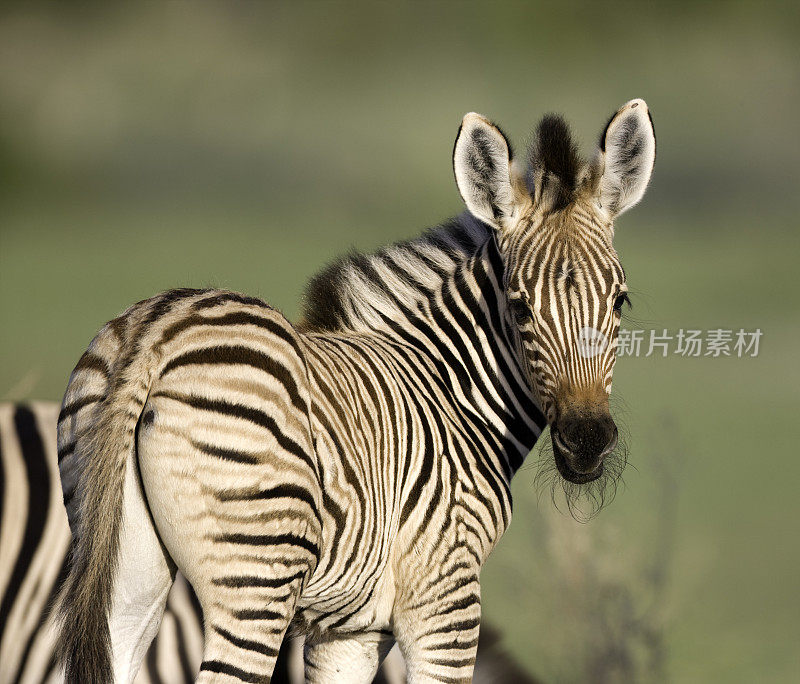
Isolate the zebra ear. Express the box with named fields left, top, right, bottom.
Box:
left=453, top=113, right=518, bottom=231
left=591, top=99, right=656, bottom=219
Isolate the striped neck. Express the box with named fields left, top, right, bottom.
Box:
left=300, top=214, right=547, bottom=476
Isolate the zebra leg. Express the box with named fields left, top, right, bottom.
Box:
left=303, top=631, right=396, bottom=683
left=152, top=506, right=315, bottom=684
left=143, top=519, right=316, bottom=684
left=394, top=579, right=482, bottom=683
left=195, top=591, right=302, bottom=683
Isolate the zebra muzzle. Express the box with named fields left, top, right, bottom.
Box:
left=551, top=417, right=617, bottom=484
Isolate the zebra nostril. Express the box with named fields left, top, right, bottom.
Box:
left=555, top=428, right=580, bottom=455
left=601, top=426, right=619, bottom=457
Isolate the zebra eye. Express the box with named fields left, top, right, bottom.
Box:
left=509, top=297, right=532, bottom=324
left=613, top=293, right=631, bottom=312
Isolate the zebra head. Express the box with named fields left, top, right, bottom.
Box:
left=453, top=100, right=655, bottom=490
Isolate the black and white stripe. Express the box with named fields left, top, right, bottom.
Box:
left=56, top=100, right=654, bottom=682
left=0, top=402, right=205, bottom=684
left=0, top=402, right=533, bottom=683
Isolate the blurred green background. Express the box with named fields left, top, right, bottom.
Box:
left=1, top=2, right=798, bottom=682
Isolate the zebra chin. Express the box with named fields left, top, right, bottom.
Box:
left=534, top=423, right=628, bottom=522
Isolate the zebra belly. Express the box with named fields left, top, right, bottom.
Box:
left=295, top=559, right=397, bottom=637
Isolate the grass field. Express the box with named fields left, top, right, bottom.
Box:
left=1, top=3, right=798, bottom=682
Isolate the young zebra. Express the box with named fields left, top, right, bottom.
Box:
left=56, top=99, right=655, bottom=683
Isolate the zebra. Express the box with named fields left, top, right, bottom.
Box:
left=0, top=401, right=210, bottom=684
left=55, top=99, right=656, bottom=683
left=0, top=402, right=535, bottom=683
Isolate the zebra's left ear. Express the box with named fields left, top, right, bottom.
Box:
left=453, top=113, right=521, bottom=232
left=589, top=99, right=656, bottom=219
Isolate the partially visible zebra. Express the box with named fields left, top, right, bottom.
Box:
left=56, top=100, right=655, bottom=682
left=0, top=402, right=535, bottom=683
left=1, top=402, right=210, bottom=684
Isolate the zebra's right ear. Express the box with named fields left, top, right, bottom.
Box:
left=453, top=113, right=519, bottom=232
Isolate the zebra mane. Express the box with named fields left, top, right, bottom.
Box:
left=299, top=212, right=491, bottom=333
left=528, top=114, right=583, bottom=211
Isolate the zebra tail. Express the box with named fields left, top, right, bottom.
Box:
left=55, top=328, right=156, bottom=683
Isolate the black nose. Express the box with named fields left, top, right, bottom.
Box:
left=557, top=413, right=617, bottom=472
